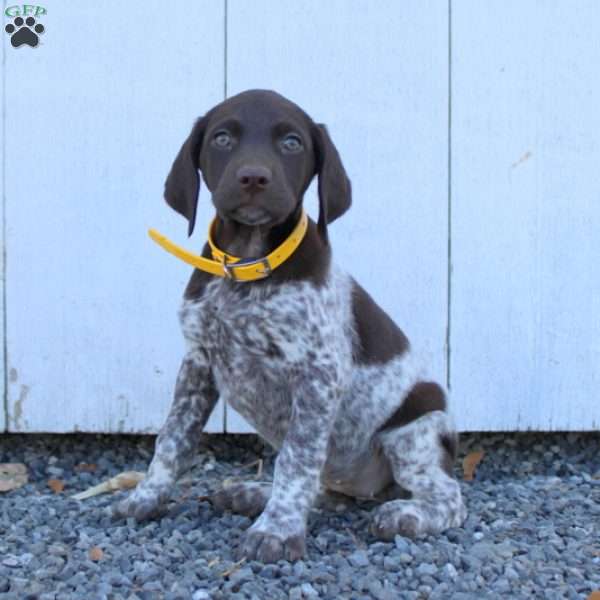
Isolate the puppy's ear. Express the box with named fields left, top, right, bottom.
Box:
left=164, top=116, right=208, bottom=236
left=312, top=123, right=352, bottom=242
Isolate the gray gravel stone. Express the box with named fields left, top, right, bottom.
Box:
left=300, top=582, right=319, bottom=598
left=443, top=562, right=459, bottom=580
left=383, top=555, right=401, bottom=571
left=289, top=586, right=303, bottom=600
left=347, top=549, right=370, bottom=567
left=228, top=566, right=253, bottom=587
left=417, top=562, right=438, bottom=577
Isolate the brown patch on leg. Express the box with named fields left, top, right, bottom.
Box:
left=439, top=431, right=458, bottom=476
left=378, top=381, right=447, bottom=432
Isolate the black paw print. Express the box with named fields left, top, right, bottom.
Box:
left=5, top=16, right=45, bottom=48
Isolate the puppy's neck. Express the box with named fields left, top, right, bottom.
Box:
left=213, top=208, right=302, bottom=259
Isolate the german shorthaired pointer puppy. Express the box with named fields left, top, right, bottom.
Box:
left=113, top=89, right=467, bottom=562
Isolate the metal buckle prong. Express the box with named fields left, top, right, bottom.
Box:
left=221, top=255, right=237, bottom=281
left=222, top=262, right=237, bottom=281
left=256, top=258, right=272, bottom=278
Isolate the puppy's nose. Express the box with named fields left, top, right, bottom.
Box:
left=237, top=165, right=272, bottom=190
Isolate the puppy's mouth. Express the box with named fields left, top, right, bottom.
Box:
left=230, top=206, right=273, bottom=226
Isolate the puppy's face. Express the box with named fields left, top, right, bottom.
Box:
left=199, top=92, right=316, bottom=227
left=164, top=89, right=352, bottom=241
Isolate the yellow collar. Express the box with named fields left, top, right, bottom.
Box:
left=148, top=209, right=308, bottom=282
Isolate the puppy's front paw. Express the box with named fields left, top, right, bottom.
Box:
left=112, top=486, right=168, bottom=522
left=238, top=528, right=306, bottom=563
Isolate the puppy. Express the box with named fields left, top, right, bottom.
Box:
left=114, top=89, right=466, bottom=562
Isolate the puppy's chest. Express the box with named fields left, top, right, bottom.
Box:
left=180, top=278, right=337, bottom=442
left=180, top=280, right=327, bottom=370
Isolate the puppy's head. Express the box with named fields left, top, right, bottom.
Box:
left=164, top=89, right=351, bottom=241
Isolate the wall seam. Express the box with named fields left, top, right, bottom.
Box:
left=446, top=0, right=453, bottom=392
left=2, top=0, right=8, bottom=431
left=222, top=0, right=228, bottom=432
left=223, top=0, right=228, bottom=100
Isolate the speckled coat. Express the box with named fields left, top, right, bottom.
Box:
left=114, top=90, right=467, bottom=563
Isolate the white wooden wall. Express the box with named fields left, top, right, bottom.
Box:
left=0, top=1, right=598, bottom=432
left=451, top=0, right=600, bottom=430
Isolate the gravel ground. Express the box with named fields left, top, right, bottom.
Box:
left=1, top=431, right=599, bottom=600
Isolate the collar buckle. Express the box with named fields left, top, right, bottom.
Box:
left=222, top=256, right=272, bottom=282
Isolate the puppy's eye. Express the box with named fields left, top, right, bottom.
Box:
left=281, top=133, right=303, bottom=153
left=213, top=130, right=233, bottom=149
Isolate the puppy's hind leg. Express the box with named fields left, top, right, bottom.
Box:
left=211, top=482, right=272, bottom=518
left=212, top=481, right=368, bottom=517
left=370, top=410, right=467, bottom=540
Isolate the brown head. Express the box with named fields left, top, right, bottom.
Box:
left=163, top=89, right=352, bottom=246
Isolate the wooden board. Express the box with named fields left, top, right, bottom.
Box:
left=5, top=2, right=597, bottom=433
left=4, top=0, right=226, bottom=432
left=450, top=1, right=600, bottom=430
left=1, top=26, right=5, bottom=431
left=226, top=0, right=449, bottom=432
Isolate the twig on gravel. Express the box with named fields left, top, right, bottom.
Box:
left=237, top=458, right=264, bottom=480
left=239, top=458, right=261, bottom=470
left=219, top=557, right=246, bottom=577
left=221, top=476, right=243, bottom=488
left=345, top=527, right=367, bottom=549
left=71, top=471, right=145, bottom=500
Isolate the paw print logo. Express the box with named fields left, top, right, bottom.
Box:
left=5, top=16, right=45, bottom=48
